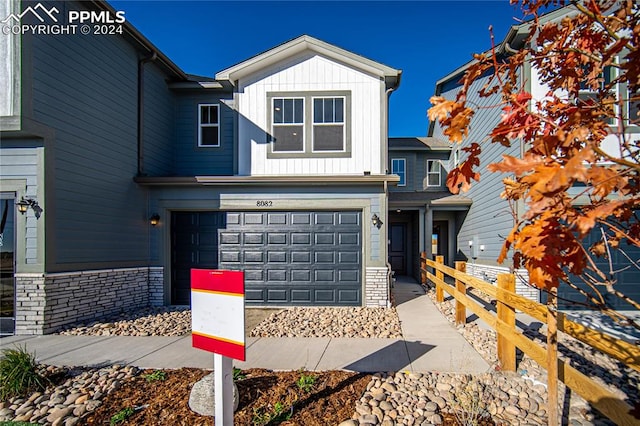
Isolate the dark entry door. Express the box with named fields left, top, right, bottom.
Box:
left=171, top=212, right=226, bottom=305
left=389, top=223, right=407, bottom=275
left=0, top=195, right=16, bottom=335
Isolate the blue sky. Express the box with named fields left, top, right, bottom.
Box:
left=109, top=1, right=525, bottom=137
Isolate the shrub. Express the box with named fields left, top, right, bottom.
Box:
left=0, top=345, right=47, bottom=400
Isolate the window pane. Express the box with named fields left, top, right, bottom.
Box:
left=313, top=99, right=323, bottom=123
left=273, top=125, right=304, bottom=152
left=284, top=99, right=293, bottom=123
left=273, top=99, right=283, bottom=123
left=294, top=99, right=303, bottom=123
left=313, top=125, right=343, bottom=151
left=428, top=174, right=440, bottom=187
left=201, top=106, right=209, bottom=124
left=201, top=126, right=219, bottom=146
left=209, top=105, right=218, bottom=124
left=427, top=161, right=439, bottom=172
left=324, top=99, right=334, bottom=122
left=335, top=98, right=344, bottom=122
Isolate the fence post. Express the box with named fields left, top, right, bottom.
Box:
left=420, top=252, right=426, bottom=285
left=455, top=262, right=466, bottom=325
left=547, top=288, right=559, bottom=426
left=435, top=255, right=444, bottom=302
left=496, top=273, right=516, bottom=372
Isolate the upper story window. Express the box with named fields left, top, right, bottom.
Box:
left=313, top=97, right=345, bottom=151
left=391, top=158, right=406, bottom=187
left=272, top=98, right=304, bottom=152
left=426, top=160, right=441, bottom=187
left=198, top=104, right=220, bottom=147
left=578, top=66, right=615, bottom=125
left=267, top=91, right=351, bottom=159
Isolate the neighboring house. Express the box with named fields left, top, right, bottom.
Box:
left=387, top=137, right=470, bottom=280
left=0, top=0, right=401, bottom=335
left=428, top=6, right=640, bottom=309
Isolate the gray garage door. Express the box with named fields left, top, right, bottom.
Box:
left=545, top=228, right=640, bottom=310
left=219, top=211, right=362, bottom=305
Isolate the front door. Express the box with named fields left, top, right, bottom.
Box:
left=389, top=223, right=407, bottom=276
left=171, top=212, right=226, bottom=305
left=0, top=195, right=16, bottom=335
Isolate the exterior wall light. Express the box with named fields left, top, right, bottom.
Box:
left=16, top=197, right=42, bottom=219
left=149, top=214, right=160, bottom=226
left=371, top=213, right=383, bottom=229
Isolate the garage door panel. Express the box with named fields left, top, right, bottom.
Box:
left=291, top=270, right=311, bottom=282
left=315, top=290, right=336, bottom=302
left=268, top=233, right=287, bottom=244
left=244, top=233, right=264, bottom=245
left=246, top=289, right=264, bottom=302
left=292, top=213, right=311, bottom=224
left=291, top=233, right=311, bottom=244
left=291, top=290, right=311, bottom=302
left=217, top=211, right=361, bottom=306
left=268, top=213, right=287, bottom=225
left=339, top=290, right=359, bottom=303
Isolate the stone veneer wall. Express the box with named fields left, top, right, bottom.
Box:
left=465, top=263, right=539, bottom=302
left=148, top=267, right=164, bottom=307
left=365, top=266, right=390, bottom=307
left=14, top=267, right=157, bottom=335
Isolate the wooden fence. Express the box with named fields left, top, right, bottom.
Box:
left=419, top=253, right=640, bottom=426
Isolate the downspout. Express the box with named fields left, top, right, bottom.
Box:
left=384, top=75, right=401, bottom=304
left=138, top=52, right=157, bottom=176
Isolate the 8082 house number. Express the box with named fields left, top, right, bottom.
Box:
left=256, top=200, right=273, bottom=207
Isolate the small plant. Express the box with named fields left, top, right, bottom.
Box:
left=296, top=371, right=317, bottom=392
left=110, top=407, right=134, bottom=425
left=251, top=401, right=293, bottom=425
left=0, top=345, right=48, bottom=400
left=142, top=370, right=166, bottom=382
left=233, top=367, right=246, bottom=381
left=450, top=376, right=491, bottom=426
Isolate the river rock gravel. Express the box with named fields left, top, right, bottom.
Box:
left=423, top=285, right=639, bottom=426
left=0, top=364, right=138, bottom=425
left=249, top=307, right=403, bottom=338
left=57, top=306, right=403, bottom=339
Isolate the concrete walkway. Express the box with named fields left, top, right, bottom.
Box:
left=0, top=278, right=488, bottom=374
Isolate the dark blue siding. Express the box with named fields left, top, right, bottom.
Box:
left=29, top=1, right=148, bottom=269
left=144, top=63, right=176, bottom=176
left=173, top=93, right=234, bottom=176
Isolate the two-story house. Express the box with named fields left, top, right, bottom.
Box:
left=0, top=0, right=401, bottom=335
left=428, top=5, right=640, bottom=309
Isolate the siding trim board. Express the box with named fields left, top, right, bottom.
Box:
left=135, top=175, right=400, bottom=186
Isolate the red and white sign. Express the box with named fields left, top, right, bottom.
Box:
left=191, top=269, right=245, bottom=361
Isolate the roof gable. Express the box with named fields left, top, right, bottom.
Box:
left=215, top=35, right=401, bottom=88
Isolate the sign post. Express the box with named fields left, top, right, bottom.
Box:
left=191, top=269, right=245, bottom=426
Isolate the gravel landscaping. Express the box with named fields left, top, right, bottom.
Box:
left=5, top=286, right=634, bottom=425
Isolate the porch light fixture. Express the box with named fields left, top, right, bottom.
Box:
left=371, top=213, right=383, bottom=229
left=16, top=197, right=42, bottom=219
left=468, top=240, right=473, bottom=247
left=149, top=213, right=160, bottom=226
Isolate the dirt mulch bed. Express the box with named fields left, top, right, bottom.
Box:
left=82, top=368, right=371, bottom=425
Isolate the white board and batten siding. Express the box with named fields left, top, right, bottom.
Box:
left=237, top=53, right=383, bottom=176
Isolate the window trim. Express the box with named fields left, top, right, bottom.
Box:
left=266, top=91, right=351, bottom=159
left=391, top=158, right=406, bottom=187
left=198, top=103, right=221, bottom=148
left=426, top=160, right=441, bottom=187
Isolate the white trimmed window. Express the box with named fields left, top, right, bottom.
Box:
left=272, top=98, right=304, bottom=152
left=391, top=158, right=406, bottom=186
left=312, top=97, right=345, bottom=152
left=198, top=104, right=220, bottom=147
left=426, top=160, right=441, bottom=187
left=629, top=86, right=639, bottom=126
left=578, top=66, right=615, bottom=125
